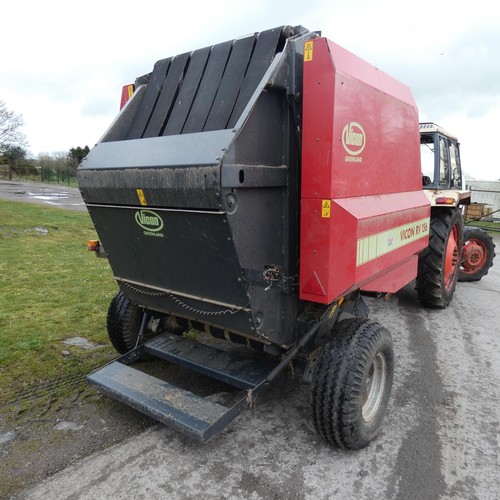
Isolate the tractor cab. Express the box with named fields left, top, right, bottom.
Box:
left=419, top=122, right=470, bottom=206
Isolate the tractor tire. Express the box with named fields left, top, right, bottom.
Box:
left=311, top=318, right=394, bottom=450
left=415, top=208, right=463, bottom=308
left=107, top=291, right=146, bottom=354
left=458, top=226, right=496, bottom=282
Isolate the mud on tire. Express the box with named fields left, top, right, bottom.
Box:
left=416, top=208, right=463, bottom=308
left=310, top=318, right=394, bottom=450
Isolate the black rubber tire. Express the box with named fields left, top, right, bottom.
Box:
left=415, top=208, right=463, bottom=308
left=311, top=318, right=394, bottom=450
left=106, top=291, right=145, bottom=354
left=458, top=226, right=496, bottom=282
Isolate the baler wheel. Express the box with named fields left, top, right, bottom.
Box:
left=310, top=318, right=394, bottom=450
left=415, top=208, right=463, bottom=308
left=458, top=226, right=496, bottom=282
left=107, top=291, right=146, bottom=354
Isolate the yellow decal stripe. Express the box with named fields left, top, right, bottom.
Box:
left=356, top=217, right=430, bottom=267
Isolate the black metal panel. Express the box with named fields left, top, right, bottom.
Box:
left=219, top=69, right=302, bottom=347
left=182, top=41, right=232, bottom=134
left=223, top=89, right=286, bottom=166
left=88, top=206, right=249, bottom=306
left=80, top=130, right=232, bottom=169
left=203, top=36, right=255, bottom=131
left=79, top=166, right=221, bottom=209
left=222, top=186, right=300, bottom=345
left=114, top=27, right=291, bottom=141
left=78, top=131, right=234, bottom=209
left=163, top=46, right=211, bottom=136
left=126, top=58, right=171, bottom=140
left=79, top=26, right=311, bottom=347
left=221, top=164, right=288, bottom=188
left=143, top=52, right=190, bottom=138
left=228, top=27, right=284, bottom=128
left=145, top=333, right=277, bottom=389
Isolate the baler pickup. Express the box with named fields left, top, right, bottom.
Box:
left=88, top=332, right=280, bottom=442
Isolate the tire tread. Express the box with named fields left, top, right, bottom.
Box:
left=415, top=208, right=463, bottom=308
left=458, top=226, right=496, bottom=282
left=311, top=318, right=394, bottom=449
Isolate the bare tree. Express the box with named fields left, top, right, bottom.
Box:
left=0, top=101, right=27, bottom=152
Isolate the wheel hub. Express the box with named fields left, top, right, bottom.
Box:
left=462, top=240, right=487, bottom=273
left=362, top=352, right=387, bottom=423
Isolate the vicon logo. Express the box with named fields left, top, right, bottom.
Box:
left=342, top=122, right=366, bottom=156
left=135, top=210, right=164, bottom=232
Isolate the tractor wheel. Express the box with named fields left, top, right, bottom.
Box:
left=310, top=318, right=394, bottom=450
left=415, top=208, right=463, bottom=308
left=458, top=226, right=496, bottom=282
left=107, top=291, right=145, bottom=354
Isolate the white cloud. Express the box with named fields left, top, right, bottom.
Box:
left=2, top=0, right=499, bottom=179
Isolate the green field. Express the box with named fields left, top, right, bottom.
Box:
left=0, top=201, right=117, bottom=404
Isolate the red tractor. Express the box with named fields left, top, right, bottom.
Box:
left=419, top=123, right=496, bottom=305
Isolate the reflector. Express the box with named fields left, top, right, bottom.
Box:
left=120, top=84, right=135, bottom=110
left=87, top=239, right=100, bottom=251
left=436, top=197, right=454, bottom=205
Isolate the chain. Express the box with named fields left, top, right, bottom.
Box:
left=122, top=281, right=248, bottom=317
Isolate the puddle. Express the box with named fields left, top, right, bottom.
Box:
left=0, top=431, right=17, bottom=444
left=62, top=337, right=104, bottom=350
left=27, top=191, right=70, bottom=201
left=53, top=421, right=83, bottom=432
left=0, top=226, right=49, bottom=238
left=34, top=226, right=49, bottom=235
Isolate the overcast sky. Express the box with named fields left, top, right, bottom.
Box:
left=2, top=0, right=499, bottom=180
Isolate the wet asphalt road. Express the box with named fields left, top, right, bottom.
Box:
left=2, top=181, right=499, bottom=499
left=0, top=180, right=86, bottom=211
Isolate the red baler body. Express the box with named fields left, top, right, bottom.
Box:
left=300, top=38, right=430, bottom=304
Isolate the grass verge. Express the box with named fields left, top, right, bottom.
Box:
left=0, top=200, right=117, bottom=405
left=464, top=220, right=500, bottom=233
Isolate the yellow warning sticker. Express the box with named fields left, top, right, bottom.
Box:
left=136, top=189, right=147, bottom=206
left=304, top=41, right=314, bottom=62
left=322, top=199, right=331, bottom=218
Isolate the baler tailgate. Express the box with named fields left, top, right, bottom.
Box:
left=79, top=24, right=431, bottom=448
left=88, top=333, right=280, bottom=442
